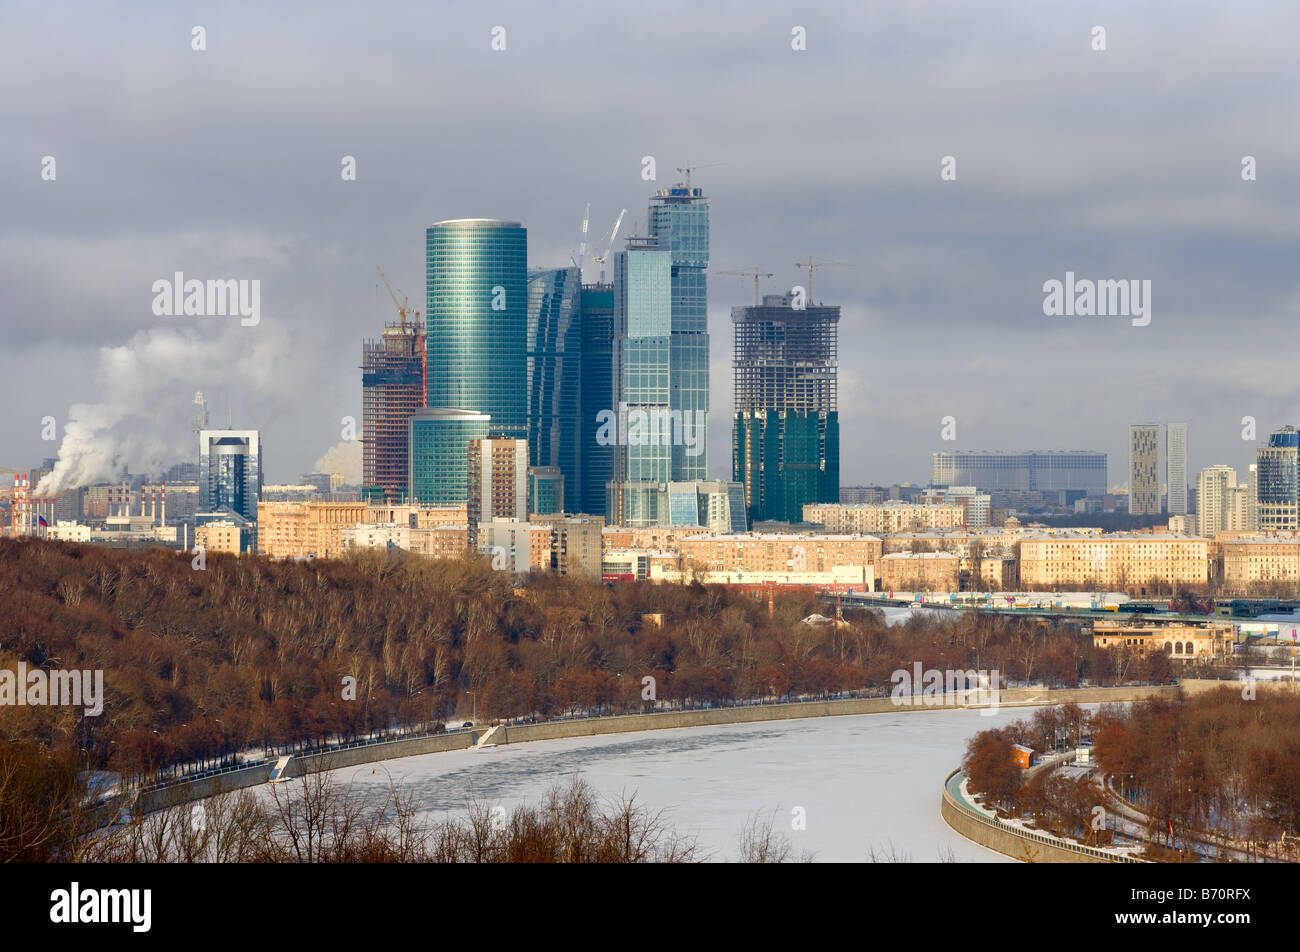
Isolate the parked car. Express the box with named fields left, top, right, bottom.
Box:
left=461, top=721, right=473, bottom=729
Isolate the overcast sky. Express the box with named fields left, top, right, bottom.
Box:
left=3, top=0, right=1298, bottom=491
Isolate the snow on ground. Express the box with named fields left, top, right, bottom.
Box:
left=313, top=706, right=1038, bottom=863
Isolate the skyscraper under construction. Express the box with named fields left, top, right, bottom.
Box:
left=362, top=317, right=426, bottom=502
left=732, top=293, right=839, bottom=524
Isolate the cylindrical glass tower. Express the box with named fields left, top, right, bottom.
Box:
left=426, top=219, right=528, bottom=438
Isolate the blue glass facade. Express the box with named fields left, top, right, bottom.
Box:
left=198, top=429, right=262, bottom=521
left=578, top=284, right=615, bottom=516
left=1258, top=425, right=1300, bottom=529
left=426, top=220, right=528, bottom=438
left=648, top=186, right=710, bottom=481
left=408, top=408, right=490, bottom=507
left=613, top=247, right=672, bottom=488
left=526, top=267, right=582, bottom=508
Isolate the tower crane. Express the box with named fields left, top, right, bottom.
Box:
left=717, top=268, right=775, bottom=306
left=571, top=202, right=591, bottom=272
left=675, top=162, right=724, bottom=191
left=591, top=208, right=628, bottom=283
left=375, top=265, right=417, bottom=330
left=794, top=257, right=853, bottom=302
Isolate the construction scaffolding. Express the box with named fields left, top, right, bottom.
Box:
left=732, top=294, right=839, bottom=414
left=362, top=319, right=426, bottom=503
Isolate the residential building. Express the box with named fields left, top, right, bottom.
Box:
left=467, top=437, right=528, bottom=548
left=1128, top=425, right=1162, bottom=516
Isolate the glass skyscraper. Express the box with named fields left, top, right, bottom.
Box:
left=408, top=408, right=490, bottom=506
left=578, top=283, right=615, bottom=517
left=526, top=266, right=582, bottom=508
left=1257, top=425, right=1300, bottom=530
left=648, top=183, right=710, bottom=480
left=198, top=429, right=261, bottom=520
left=605, top=180, right=712, bottom=525
left=425, top=219, right=527, bottom=438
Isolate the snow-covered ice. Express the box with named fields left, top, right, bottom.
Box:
left=321, top=706, right=1033, bottom=862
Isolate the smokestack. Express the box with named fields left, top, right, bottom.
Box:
left=161, top=481, right=166, bottom=527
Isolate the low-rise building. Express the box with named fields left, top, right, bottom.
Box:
left=1091, top=621, right=1234, bottom=660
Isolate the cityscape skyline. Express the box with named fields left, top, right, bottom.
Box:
left=5, top=2, right=1297, bottom=492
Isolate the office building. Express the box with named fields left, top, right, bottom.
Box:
left=666, top=480, right=748, bottom=534
left=732, top=292, right=839, bottom=525
left=408, top=408, right=490, bottom=507
left=648, top=179, right=710, bottom=481
left=606, top=178, right=712, bottom=524
left=1257, top=426, right=1300, bottom=530
left=527, top=267, right=582, bottom=505
left=198, top=429, right=262, bottom=521
left=931, top=451, right=1106, bottom=496
left=425, top=219, right=528, bottom=438
left=528, top=466, right=564, bottom=516
left=578, top=282, right=616, bottom=517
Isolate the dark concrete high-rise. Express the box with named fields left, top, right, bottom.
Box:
left=732, top=292, right=839, bottom=524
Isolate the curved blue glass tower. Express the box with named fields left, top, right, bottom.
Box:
left=426, top=219, right=528, bottom=438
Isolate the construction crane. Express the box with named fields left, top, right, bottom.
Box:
left=591, top=208, right=628, bottom=283
left=675, top=162, right=724, bottom=191
left=717, top=268, right=775, bottom=306
left=375, top=265, right=416, bottom=330
left=794, top=257, right=853, bottom=302
left=571, top=202, right=591, bottom=273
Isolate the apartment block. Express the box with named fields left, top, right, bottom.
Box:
left=803, top=501, right=964, bottom=534
left=1018, top=534, right=1209, bottom=588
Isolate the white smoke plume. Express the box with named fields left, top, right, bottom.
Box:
left=311, top=440, right=362, bottom=484
left=36, top=323, right=294, bottom=496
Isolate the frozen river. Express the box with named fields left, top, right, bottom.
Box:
left=322, top=706, right=1033, bottom=862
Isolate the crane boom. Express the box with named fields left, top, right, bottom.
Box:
left=794, top=257, right=853, bottom=301
left=375, top=265, right=411, bottom=330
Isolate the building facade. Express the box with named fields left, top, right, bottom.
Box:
left=732, top=293, right=839, bottom=525
left=1128, top=425, right=1162, bottom=516
left=408, top=408, right=490, bottom=507
left=1166, top=423, right=1188, bottom=516
left=467, top=437, right=528, bottom=548
left=425, top=219, right=528, bottom=438
left=1257, top=426, right=1300, bottom=530
left=361, top=317, right=425, bottom=503
left=526, top=266, right=582, bottom=504
left=198, top=429, right=262, bottom=521
left=931, top=451, right=1106, bottom=496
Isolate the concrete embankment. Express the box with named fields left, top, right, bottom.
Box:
left=119, top=683, right=1175, bottom=818
left=940, top=769, right=1141, bottom=863
left=496, top=684, right=1175, bottom=746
